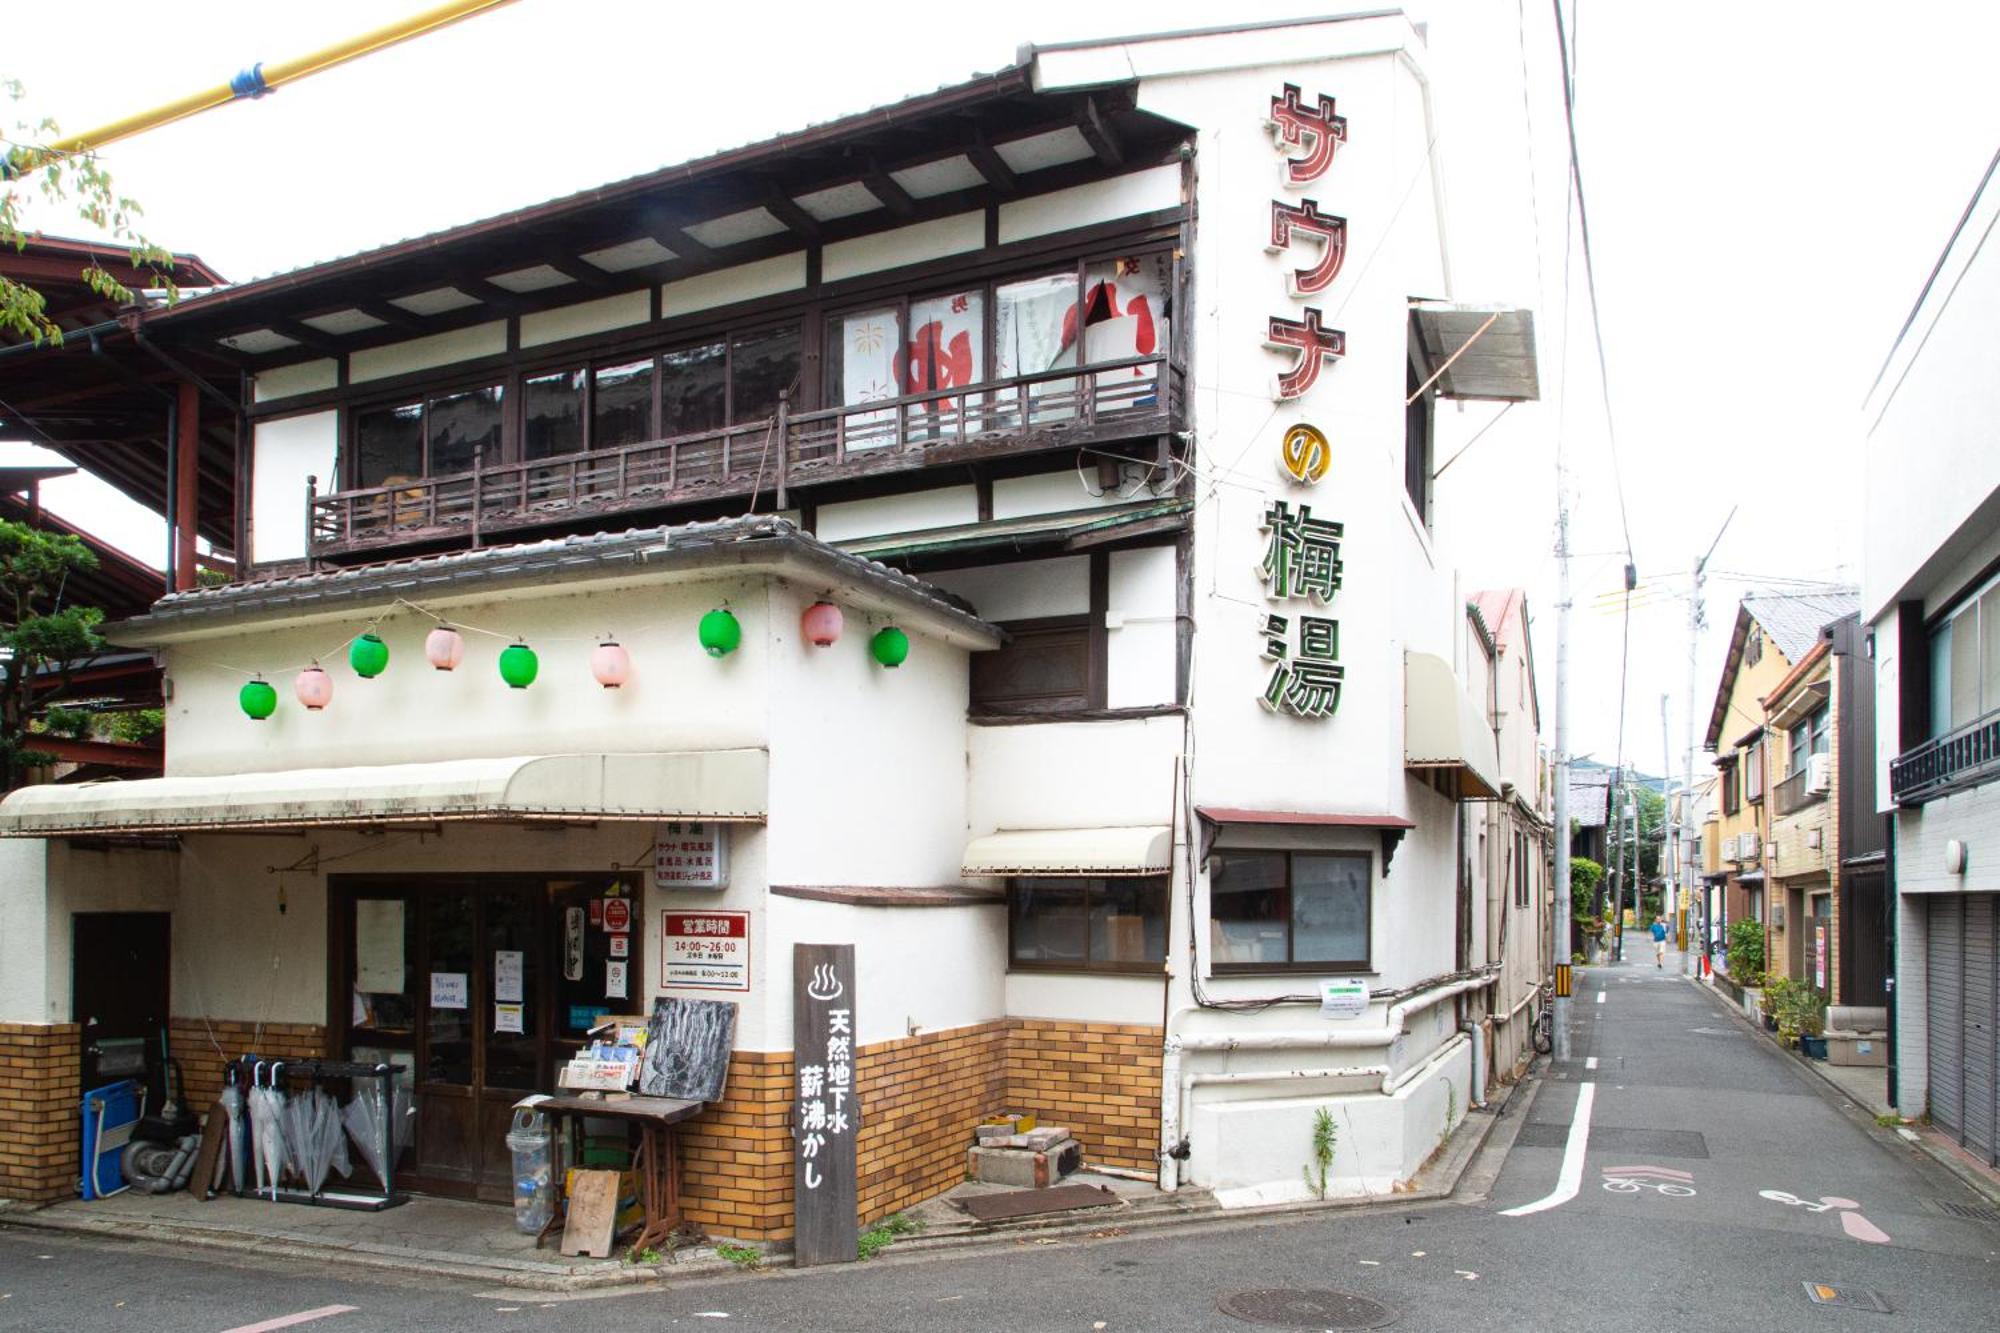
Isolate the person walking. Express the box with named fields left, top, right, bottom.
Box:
left=1650, top=914, right=1669, bottom=968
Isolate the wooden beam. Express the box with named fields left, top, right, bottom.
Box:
left=28, top=735, right=164, bottom=772
left=651, top=223, right=712, bottom=265
left=174, top=379, right=199, bottom=592
left=355, top=301, right=427, bottom=333
left=862, top=160, right=918, bottom=219
left=963, top=133, right=1019, bottom=197
left=1075, top=97, right=1124, bottom=168
left=450, top=275, right=535, bottom=315
left=541, top=253, right=618, bottom=292
left=267, top=319, right=350, bottom=358
left=759, top=182, right=822, bottom=242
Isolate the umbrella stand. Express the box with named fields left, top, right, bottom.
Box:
left=226, top=1056, right=407, bottom=1211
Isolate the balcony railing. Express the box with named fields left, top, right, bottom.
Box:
left=1771, top=767, right=1823, bottom=818
left=308, top=355, right=1184, bottom=558
left=1891, top=708, right=2000, bottom=806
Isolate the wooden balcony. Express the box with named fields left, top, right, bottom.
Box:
left=307, top=355, right=1185, bottom=560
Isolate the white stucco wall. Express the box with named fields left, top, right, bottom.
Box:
left=250, top=410, right=340, bottom=564
left=349, top=321, right=507, bottom=385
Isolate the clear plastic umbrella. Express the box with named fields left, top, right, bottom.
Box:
left=285, top=1089, right=344, bottom=1196
left=341, top=1081, right=407, bottom=1190
left=217, top=1080, right=246, bottom=1193
left=249, top=1069, right=288, bottom=1200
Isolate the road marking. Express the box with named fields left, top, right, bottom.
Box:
left=1595, top=992, right=1606, bottom=1005
left=220, top=1307, right=357, bottom=1333
left=1500, top=1081, right=1595, bottom=1217
left=1585, top=1057, right=1599, bottom=1070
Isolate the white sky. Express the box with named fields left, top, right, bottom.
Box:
left=4, top=0, right=1997, bottom=767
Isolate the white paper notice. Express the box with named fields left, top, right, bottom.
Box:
left=605, top=960, right=629, bottom=1000
left=495, top=950, right=525, bottom=1004
left=430, top=972, right=469, bottom=1009
left=494, top=1002, right=524, bottom=1035
left=355, top=899, right=405, bottom=992
left=608, top=934, right=629, bottom=959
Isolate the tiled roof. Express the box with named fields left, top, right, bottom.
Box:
left=1743, top=590, right=1860, bottom=662
left=1567, top=769, right=1612, bottom=827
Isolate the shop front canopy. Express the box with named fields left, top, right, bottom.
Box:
left=1410, top=302, right=1540, bottom=402
left=0, top=750, right=767, bottom=837
left=961, top=825, right=1174, bottom=877
left=1403, top=652, right=1502, bottom=801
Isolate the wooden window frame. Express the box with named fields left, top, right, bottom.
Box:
left=1719, top=756, right=1740, bottom=816
left=346, top=379, right=505, bottom=489
left=1209, top=848, right=1374, bottom=975
left=1005, top=874, right=1169, bottom=976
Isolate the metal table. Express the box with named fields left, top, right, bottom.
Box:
left=529, top=1093, right=704, bottom=1255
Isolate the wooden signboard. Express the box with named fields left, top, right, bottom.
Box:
left=792, top=943, right=859, bottom=1267
left=559, top=1169, right=621, bottom=1258
left=190, top=1101, right=228, bottom=1200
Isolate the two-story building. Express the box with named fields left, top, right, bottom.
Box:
left=0, top=14, right=1546, bottom=1228
left=1864, top=150, right=2000, bottom=1165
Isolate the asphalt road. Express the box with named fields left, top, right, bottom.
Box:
left=4, top=942, right=1997, bottom=1331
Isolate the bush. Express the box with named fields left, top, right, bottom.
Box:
left=1726, top=920, right=1765, bottom=983
left=1569, top=858, right=1604, bottom=918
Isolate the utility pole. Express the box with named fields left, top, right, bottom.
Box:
left=1608, top=767, right=1625, bottom=961
left=1550, top=486, right=1573, bottom=1059
left=1685, top=508, right=1734, bottom=976
left=1660, top=694, right=1674, bottom=935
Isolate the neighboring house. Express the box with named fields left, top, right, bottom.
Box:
left=1568, top=768, right=1612, bottom=868
left=0, top=15, right=1549, bottom=1223
left=1470, top=590, right=1550, bottom=1076
left=1863, top=149, right=2000, bottom=1163
left=1702, top=591, right=1860, bottom=974
left=1761, top=613, right=1888, bottom=1010
left=1667, top=771, right=1715, bottom=948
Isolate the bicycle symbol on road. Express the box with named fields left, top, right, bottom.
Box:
left=1758, top=1189, right=1891, bottom=1244
left=1601, top=1165, right=1695, bottom=1197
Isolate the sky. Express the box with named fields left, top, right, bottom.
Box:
left=3, top=0, right=1998, bottom=770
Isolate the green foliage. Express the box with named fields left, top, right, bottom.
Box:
left=1569, top=857, right=1604, bottom=917
left=857, top=1212, right=923, bottom=1260
left=1762, top=975, right=1826, bottom=1042
left=1302, top=1106, right=1337, bottom=1199
left=98, top=708, right=163, bottom=743
left=714, top=1240, right=762, bottom=1269
left=1726, top=920, right=1766, bottom=984
left=38, top=705, right=92, bottom=739
left=0, top=518, right=118, bottom=787
left=2, top=79, right=177, bottom=346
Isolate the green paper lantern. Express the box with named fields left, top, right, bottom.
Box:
left=699, top=608, right=741, bottom=658
left=349, top=632, right=390, bottom=679
left=239, top=679, right=278, bottom=721
left=499, top=642, right=540, bottom=689
left=870, top=626, right=910, bottom=669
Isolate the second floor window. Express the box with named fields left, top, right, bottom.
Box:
left=1929, top=575, right=2000, bottom=738
left=1745, top=742, right=1765, bottom=803
left=1719, top=757, right=1740, bottom=816
left=354, top=384, right=504, bottom=488
left=1789, top=706, right=1830, bottom=777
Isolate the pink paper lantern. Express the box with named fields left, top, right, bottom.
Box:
left=801, top=600, right=844, bottom=647
left=294, top=664, right=334, bottom=710
left=590, top=640, right=632, bottom=689
left=425, top=625, right=465, bottom=671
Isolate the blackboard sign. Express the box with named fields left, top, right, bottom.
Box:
left=638, top=997, right=737, bottom=1101
left=792, top=943, right=859, bottom=1266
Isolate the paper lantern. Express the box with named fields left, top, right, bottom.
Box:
left=870, top=626, right=910, bottom=668
left=499, top=642, right=540, bottom=689
left=425, top=625, right=465, bottom=671
left=801, top=601, right=844, bottom=647
left=698, top=608, right=741, bottom=658
left=591, top=640, right=631, bottom=688
left=239, top=679, right=278, bottom=721
left=349, top=632, right=389, bottom=679
left=294, top=665, right=333, bottom=710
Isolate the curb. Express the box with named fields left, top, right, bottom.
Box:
left=0, top=1079, right=1521, bottom=1289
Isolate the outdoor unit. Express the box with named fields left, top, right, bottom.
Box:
left=1807, top=752, right=1833, bottom=795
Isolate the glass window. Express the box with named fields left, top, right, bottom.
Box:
left=994, top=272, right=1079, bottom=379
left=483, top=892, right=539, bottom=1092
left=1010, top=877, right=1166, bottom=970
left=1745, top=743, right=1764, bottom=802
left=1950, top=603, right=1980, bottom=731
left=660, top=341, right=726, bottom=438
left=1202, top=848, right=1373, bottom=969
left=907, top=290, right=985, bottom=394
left=730, top=324, right=801, bottom=423
left=1080, top=255, right=1169, bottom=365
left=423, top=889, right=475, bottom=1086
left=522, top=370, right=584, bottom=461
left=1984, top=586, right=2000, bottom=723
left=354, top=401, right=423, bottom=488
left=1930, top=619, right=1954, bottom=739
left=592, top=359, right=653, bottom=450
left=427, top=384, right=503, bottom=475
left=825, top=306, right=901, bottom=408
left=349, top=895, right=414, bottom=1041
left=970, top=619, right=1092, bottom=714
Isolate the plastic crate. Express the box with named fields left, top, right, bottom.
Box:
left=80, top=1079, right=144, bottom=1200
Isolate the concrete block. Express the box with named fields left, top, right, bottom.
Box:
left=966, top=1139, right=1080, bottom=1188
left=976, top=1126, right=1071, bottom=1150
left=1825, top=1033, right=1886, bottom=1067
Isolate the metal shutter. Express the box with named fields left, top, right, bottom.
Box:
left=1963, top=896, right=1998, bottom=1165
left=1929, top=897, right=1964, bottom=1143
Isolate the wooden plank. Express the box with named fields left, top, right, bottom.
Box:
left=559, top=1169, right=621, bottom=1258
left=792, top=943, right=859, bottom=1267
left=190, top=1100, right=228, bottom=1200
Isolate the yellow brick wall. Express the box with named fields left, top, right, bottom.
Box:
left=170, top=1018, right=325, bottom=1114
left=0, top=1023, right=80, bottom=1204
left=1006, top=1019, right=1164, bottom=1173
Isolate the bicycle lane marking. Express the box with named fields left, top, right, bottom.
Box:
left=1499, top=1081, right=1595, bottom=1217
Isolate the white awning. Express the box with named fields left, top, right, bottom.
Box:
left=962, top=826, right=1173, bottom=877
left=1411, top=302, right=1540, bottom=402
left=1404, top=652, right=1502, bottom=801
left=0, top=751, right=767, bottom=837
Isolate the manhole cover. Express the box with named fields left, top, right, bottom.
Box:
left=1802, top=1282, right=1892, bottom=1312
left=1218, top=1289, right=1397, bottom=1329
left=1925, top=1198, right=2000, bottom=1223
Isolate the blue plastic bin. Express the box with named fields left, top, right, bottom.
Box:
left=80, top=1079, right=144, bottom=1200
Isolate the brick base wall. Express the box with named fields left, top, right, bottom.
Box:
left=1006, top=1019, right=1164, bottom=1173
left=0, top=1023, right=81, bottom=1204
left=677, top=1050, right=795, bottom=1241
left=857, top=1020, right=1010, bottom=1224
left=169, top=1018, right=325, bottom=1114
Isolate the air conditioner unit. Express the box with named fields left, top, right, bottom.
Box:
left=1807, top=753, right=1833, bottom=795
left=1771, top=902, right=1786, bottom=930
left=1745, top=832, right=1761, bottom=859
left=1726, top=833, right=1745, bottom=861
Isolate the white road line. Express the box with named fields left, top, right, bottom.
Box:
left=1585, top=1057, right=1599, bottom=1070
left=1500, top=1082, right=1596, bottom=1218
left=1595, top=991, right=1607, bottom=1004
left=219, top=1307, right=357, bottom=1333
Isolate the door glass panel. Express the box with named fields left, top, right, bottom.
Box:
left=593, top=359, right=654, bottom=450
left=354, top=402, right=423, bottom=488
left=660, top=341, right=726, bottom=437
left=826, top=307, right=901, bottom=450
left=523, top=370, right=584, bottom=461
left=350, top=896, right=415, bottom=1041
left=427, top=384, right=504, bottom=475
left=730, top=324, right=801, bottom=423
left=549, top=880, right=638, bottom=1044
left=484, top=891, right=539, bottom=1091
left=424, top=890, right=475, bottom=1085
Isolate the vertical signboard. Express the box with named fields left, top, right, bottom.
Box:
left=792, top=943, right=859, bottom=1266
